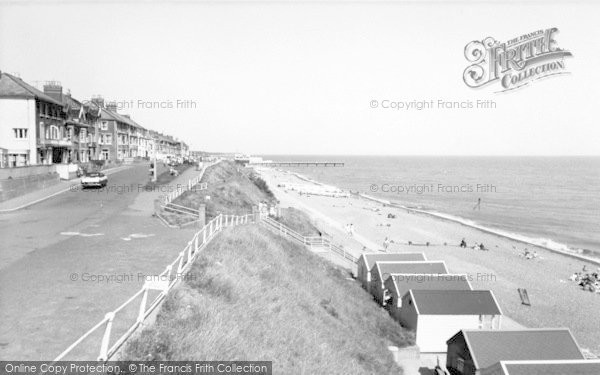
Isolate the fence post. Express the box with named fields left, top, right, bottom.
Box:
left=177, top=251, right=185, bottom=273
left=98, top=312, right=115, bottom=362
left=187, top=243, right=193, bottom=263
left=166, top=265, right=172, bottom=282
left=194, top=235, right=199, bottom=252
left=137, top=285, right=149, bottom=323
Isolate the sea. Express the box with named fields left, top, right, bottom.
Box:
left=260, top=155, right=600, bottom=257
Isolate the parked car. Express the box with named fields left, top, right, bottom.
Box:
left=81, top=172, right=108, bottom=188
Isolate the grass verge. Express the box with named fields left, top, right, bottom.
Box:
left=172, top=161, right=276, bottom=221
left=271, top=207, right=322, bottom=237
left=121, top=225, right=413, bottom=373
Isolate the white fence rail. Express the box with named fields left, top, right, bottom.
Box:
left=54, top=212, right=255, bottom=362
left=261, top=216, right=358, bottom=264
left=163, top=165, right=210, bottom=205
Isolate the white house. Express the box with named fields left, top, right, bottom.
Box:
left=399, top=289, right=503, bottom=354
left=356, top=252, right=427, bottom=290
left=385, top=273, right=472, bottom=321
left=0, top=97, right=37, bottom=167
left=369, top=261, right=448, bottom=304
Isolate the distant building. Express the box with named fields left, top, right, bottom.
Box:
left=95, top=99, right=118, bottom=163
left=446, top=329, right=586, bottom=375
left=400, top=290, right=503, bottom=354
left=356, top=252, right=427, bottom=291
left=369, top=261, right=448, bottom=304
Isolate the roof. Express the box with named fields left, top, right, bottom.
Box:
left=100, top=108, right=140, bottom=128
left=387, top=273, right=472, bottom=297
left=373, top=261, right=448, bottom=281
left=408, top=289, right=502, bottom=315
left=448, top=329, right=584, bottom=369
left=0, top=73, right=64, bottom=105
left=500, top=360, right=600, bottom=375
left=360, top=252, right=427, bottom=270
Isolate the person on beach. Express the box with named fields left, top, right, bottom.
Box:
left=349, top=224, right=355, bottom=236
left=383, top=237, right=390, bottom=251
left=460, top=238, right=467, bottom=248
left=473, top=197, right=481, bottom=210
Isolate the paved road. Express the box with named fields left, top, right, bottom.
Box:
left=0, top=164, right=198, bottom=360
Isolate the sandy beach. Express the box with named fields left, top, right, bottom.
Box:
left=257, top=167, right=600, bottom=356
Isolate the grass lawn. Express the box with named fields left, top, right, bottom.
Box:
left=121, top=225, right=414, bottom=373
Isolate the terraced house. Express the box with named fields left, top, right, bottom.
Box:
left=0, top=72, right=187, bottom=169
left=44, top=82, right=101, bottom=164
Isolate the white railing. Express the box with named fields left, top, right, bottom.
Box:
left=261, top=216, right=358, bottom=264
left=53, top=212, right=255, bottom=362
left=163, top=165, right=210, bottom=205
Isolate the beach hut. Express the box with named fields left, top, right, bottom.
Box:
left=369, top=261, right=448, bottom=304
left=399, top=290, right=502, bottom=354
left=481, top=360, right=600, bottom=375
left=445, top=328, right=585, bottom=375
left=385, top=273, right=472, bottom=321
left=356, top=252, right=427, bottom=290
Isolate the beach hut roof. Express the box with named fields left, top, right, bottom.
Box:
left=373, top=261, right=448, bottom=279
left=447, top=328, right=584, bottom=370
left=498, top=360, right=600, bottom=375
left=387, top=273, right=472, bottom=297
left=407, top=289, right=502, bottom=316
left=359, top=252, right=427, bottom=269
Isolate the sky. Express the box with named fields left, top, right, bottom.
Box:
left=1, top=0, right=599, bottom=155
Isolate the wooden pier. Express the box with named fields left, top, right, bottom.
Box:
left=249, top=161, right=344, bottom=167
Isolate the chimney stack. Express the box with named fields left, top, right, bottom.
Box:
left=91, top=95, right=105, bottom=108
left=43, top=81, right=63, bottom=103
left=106, top=102, right=118, bottom=113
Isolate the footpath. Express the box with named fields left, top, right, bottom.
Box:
left=0, top=164, right=132, bottom=213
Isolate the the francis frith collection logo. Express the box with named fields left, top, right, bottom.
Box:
left=463, top=28, right=572, bottom=92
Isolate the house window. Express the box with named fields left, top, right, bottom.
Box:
left=49, top=125, right=59, bottom=140
left=100, top=121, right=108, bottom=131
left=8, top=153, right=28, bottom=167
left=101, top=150, right=109, bottom=160
left=13, top=128, right=28, bottom=139
left=105, top=135, right=112, bottom=145
left=456, top=358, right=464, bottom=373
left=80, top=129, right=87, bottom=142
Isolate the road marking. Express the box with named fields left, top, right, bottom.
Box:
left=122, top=233, right=156, bottom=241
left=60, top=232, right=104, bottom=237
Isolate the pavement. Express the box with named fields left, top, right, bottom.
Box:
left=0, top=163, right=205, bottom=360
